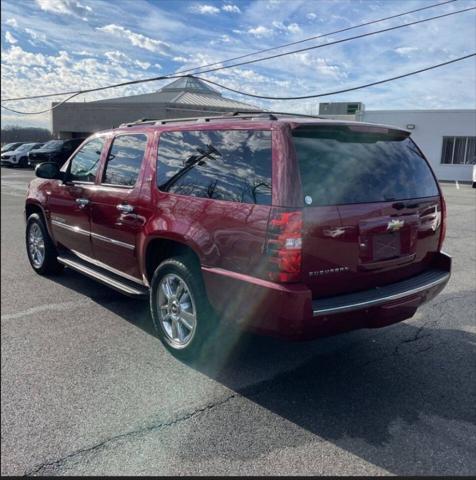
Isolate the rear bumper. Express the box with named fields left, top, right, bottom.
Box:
left=202, top=252, right=451, bottom=340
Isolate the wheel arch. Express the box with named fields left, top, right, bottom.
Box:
left=142, top=235, right=202, bottom=284
left=25, top=201, right=55, bottom=242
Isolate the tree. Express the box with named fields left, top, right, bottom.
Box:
left=1, top=126, right=53, bottom=144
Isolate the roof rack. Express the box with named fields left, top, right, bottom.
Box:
left=118, top=110, right=323, bottom=128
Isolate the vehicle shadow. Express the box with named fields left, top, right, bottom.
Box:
left=50, top=270, right=476, bottom=475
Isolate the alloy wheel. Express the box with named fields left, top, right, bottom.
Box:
left=157, top=273, right=197, bottom=349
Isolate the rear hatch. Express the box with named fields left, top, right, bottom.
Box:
left=293, top=124, right=443, bottom=298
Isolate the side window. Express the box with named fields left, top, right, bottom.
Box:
left=102, top=134, right=147, bottom=187
left=156, top=130, right=272, bottom=204
left=69, top=137, right=104, bottom=183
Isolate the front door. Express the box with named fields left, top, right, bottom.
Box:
left=48, top=136, right=106, bottom=258
left=89, top=133, right=149, bottom=281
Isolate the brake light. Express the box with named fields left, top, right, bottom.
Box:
left=438, top=195, right=447, bottom=250
left=266, top=210, right=303, bottom=283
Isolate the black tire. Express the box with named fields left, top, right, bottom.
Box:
left=26, top=213, right=63, bottom=275
left=150, top=256, right=216, bottom=361
left=19, top=156, right=28, bottom=168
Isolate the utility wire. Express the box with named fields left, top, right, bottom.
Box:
left=2, top=54, right=474, bottom=114
left=191, top=53, right=476, bottom=100
left=189, top=0, right=460, bottom=74
left=0, top=0, right=467, bottom=103
left=184, top=6, right=476, bottom=76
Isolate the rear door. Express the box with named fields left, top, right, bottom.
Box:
left=89, top=133, right=149, bottom=280
left=293, top=124, right=442, bottom=298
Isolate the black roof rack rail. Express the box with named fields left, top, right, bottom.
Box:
left=119, top=110, right=324, bottom=128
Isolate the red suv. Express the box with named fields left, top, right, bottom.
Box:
left=25, top=114, right=451, bottom=358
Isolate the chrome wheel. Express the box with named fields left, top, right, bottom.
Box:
left=157, top=273, right=197, bottom=349
left=28, top=223, right=45, bottom=268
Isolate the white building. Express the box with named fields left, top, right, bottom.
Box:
left=319, top=103, right=476, bottom=182
left=360, top=109, right=476, bottom=183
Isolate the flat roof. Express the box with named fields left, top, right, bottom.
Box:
left=365, top=109, right=476, bottom=114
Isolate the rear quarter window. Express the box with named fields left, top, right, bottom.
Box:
left=293, top=126, right=439, bottom=206
left=156, top=129, right=272, bottom=205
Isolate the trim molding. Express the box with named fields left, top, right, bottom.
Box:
left=51, top=219, right=89, bottom=236
left=90, top=231, right=135, bottom=251
left=51, top=219, right=134, bottom=250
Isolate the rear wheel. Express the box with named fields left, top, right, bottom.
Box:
left=150, top=257, right=215, bottom=361
left=26, top=213, right=63, bottom=275
left=19, top=156, right=28, bottom=168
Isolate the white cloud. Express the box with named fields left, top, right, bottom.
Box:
left=395, top=47, right=419, bottom=56
left=5, top=31, right=17, bottom=44
left=104, top=50, right=129, bottom=63
left=306, top=12, right=317, bottom=20
left=97, top=24, right=170, bottom=55
left=222, top=4, right=241, bottom=13
left=5, top=18, right=18, bottom=28
left=35, top=0, right=92, bottom=19
left=272, top=21, right=301, bottom=34
left=248, top=25, right=273, bottom=38
left=2, top=45, right=47, bottom=66
left=25, top=28, right=48, bottom=43
left=191, top=4, right=220, bottom=14
left=135, top=60, right=150, bottom=70
left=104, top=50, right=151, bottom=70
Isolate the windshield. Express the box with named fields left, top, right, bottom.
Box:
left=42, top=140, right=63, bottom=149
left=293, top=126, right=439, bottom=206
left=16, top=143, right=34, bottom=151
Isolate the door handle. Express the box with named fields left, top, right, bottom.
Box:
left=116, top=203, right=134, bottom=213
left=76, top=198, right=89, bottom=208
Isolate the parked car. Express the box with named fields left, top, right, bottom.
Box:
left=28, top=138, right=85, bottom=168
left=24, top=114, right=451, bottom=359
left=472, top=164, right=476, bottom=188
left=1, top=142, right=44, bottom=168
left=1, top=142, right=25, bottom=154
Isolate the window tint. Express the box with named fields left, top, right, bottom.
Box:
left=103, top=134, right=147, bottom=186
left=69, top=137, right=104, bottom=182
left=293, top=126, right=439, bottom=206
left=156, top=130, right=272, bottom=204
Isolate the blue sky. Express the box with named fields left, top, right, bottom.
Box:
left=1, top=0, right=475, bottom=129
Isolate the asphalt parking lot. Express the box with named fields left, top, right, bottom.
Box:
left=1, top=167, right=475, bottom=476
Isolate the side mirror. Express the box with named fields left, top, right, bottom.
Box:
left=35, top=162, right=61, bottom=180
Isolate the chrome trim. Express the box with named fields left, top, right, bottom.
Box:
left=52, top=220, right=134, bottom=250
left=90, top=231, right=135, bottom=250
left=51, top=220, right=89, bottom=236
left=70, top=249, right=144, bottom=285
left=312, top=272, right=450, bottom=317
left=57, top=256, right=147, bottom=297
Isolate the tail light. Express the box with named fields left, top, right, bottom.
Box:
left=266, top=209, right=303, bottom=283
left=438, top=195, right=447, bottom=250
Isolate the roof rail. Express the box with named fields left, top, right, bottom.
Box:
left=118, top=110, right=324, bottom=128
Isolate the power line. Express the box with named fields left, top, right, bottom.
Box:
left=187, top=6, right=476, bottom=76
left=190, top=0, right=460, bottom=74
left=3, top=54, right=474, bottom=114
left=192, top=53, right=476, bottom=100
left=0, top=0, right=467, bottom=103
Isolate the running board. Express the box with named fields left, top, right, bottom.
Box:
left=57, top=254, right=148, bottom=298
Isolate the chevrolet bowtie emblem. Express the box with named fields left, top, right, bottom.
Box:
left=387, top=219, right=405, bottom=232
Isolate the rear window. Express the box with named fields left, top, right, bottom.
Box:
left=293, top=126, right=439, bottom=206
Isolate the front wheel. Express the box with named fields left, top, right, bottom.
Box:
left=150, top=257, right=215, bottom=361
left=26, top=213, right=63, bottom=275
